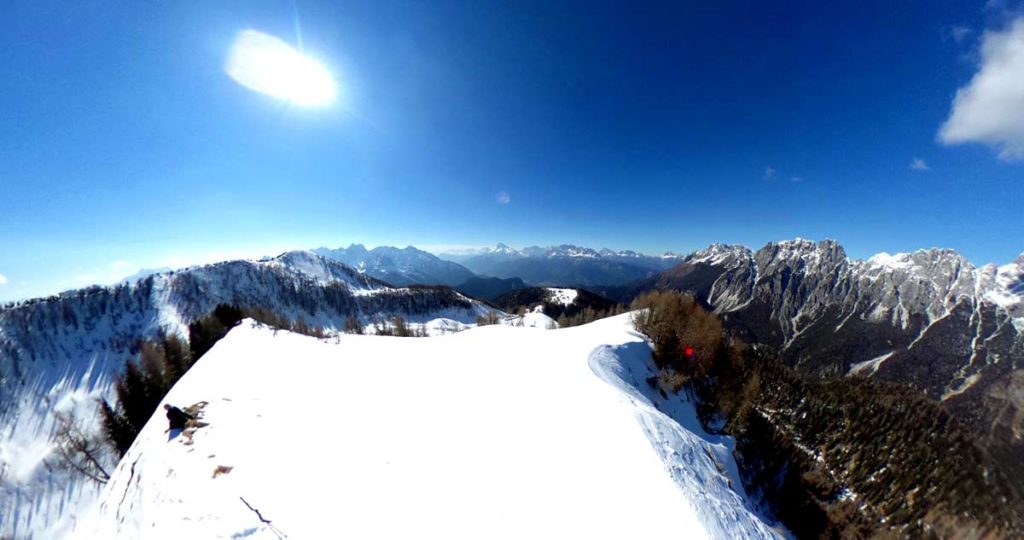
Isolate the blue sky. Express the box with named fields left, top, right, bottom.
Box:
left=1, top=1, right=1023, bottom=300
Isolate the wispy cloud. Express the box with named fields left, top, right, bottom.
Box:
left=764, top=166, right=777, bottom=180
left=790, top=176, right=804, bottom=183
left=910, top=158, right=931, bottom=171
left=496, top=191, right=511, bottom=205
left=948, top=25, right=973, bottom=43
left=939, top=18, right=1024, bottom=160
left=0, top=274, right=7, bottom=286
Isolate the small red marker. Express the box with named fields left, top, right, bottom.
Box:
left=684, top=346, right=695, bottom=358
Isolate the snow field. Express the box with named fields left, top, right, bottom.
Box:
left=78, top=314, right=782, bottom=539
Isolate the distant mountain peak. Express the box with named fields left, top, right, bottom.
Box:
left=687, top=243, right=752, bottom=266
left=493, top=242, right=515, bottom=251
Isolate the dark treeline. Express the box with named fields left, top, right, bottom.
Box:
left=100, top=304, right=330, bottom=456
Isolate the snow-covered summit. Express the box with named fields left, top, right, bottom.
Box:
left=687, top=243, right=753, bottom=267
left=600, top=248, right=642, bottom=258
left=489, top=242, right=520, bottom=255
left=76, top=315, right=782, bottom=539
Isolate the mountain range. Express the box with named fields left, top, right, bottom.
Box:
left=620, top=238, right=1024, bottom=481
left=313, top=244, right=476, bottom=287
left=439, top=243, right=685, bottom=287
left=309, top=242, right=687, bottom=292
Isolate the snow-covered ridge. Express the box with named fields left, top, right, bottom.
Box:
left=76, top=315, right=782, bottom=539
left=0, top=250, right=500, bottom=539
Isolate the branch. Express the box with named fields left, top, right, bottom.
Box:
left=50, top=410, right=111, bottom=484
left=240, top=496, right=288, bottom=539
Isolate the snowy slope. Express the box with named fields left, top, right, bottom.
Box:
left=77, top=315, right=783, bottom=539
left=0, top=251, right=500, bottom=538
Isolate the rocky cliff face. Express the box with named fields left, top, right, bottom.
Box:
left=647, top=239, right=1024, bottom=478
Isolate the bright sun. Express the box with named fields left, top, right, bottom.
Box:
left=225, top=30, right=336, bottom=107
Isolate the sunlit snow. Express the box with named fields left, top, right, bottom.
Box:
left=76, top=314, right=783, bottom=539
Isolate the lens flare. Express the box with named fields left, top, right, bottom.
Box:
left=225, top=30, right=336, bottom=107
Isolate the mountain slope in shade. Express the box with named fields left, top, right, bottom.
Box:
left=0, top=251, right=498, bottom=539
left=453, top=275, right=528, bottom=302
left=76, top=315, right=784, bottom=539
left=636, top=238, right=1024, bottom=480
left=313, top=244, right=477, bottom=286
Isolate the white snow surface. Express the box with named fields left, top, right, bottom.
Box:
left=546, top=287, right=579, bottom=306
left=866, top=252, right=916, bottom=271
left=0, top=251, right=504, bottom=538
left=77, top=314, right=782, bottom=539
left=513, top=311, right=559, bottom=329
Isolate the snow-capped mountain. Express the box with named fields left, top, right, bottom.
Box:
left=75, top=314, right=783, bottom=539
left=440, top=244, right=685, bottom=286
left=0, top=250, right=498, bottom=539
left=637, top=238, right=1024, bottom=480
left=313, top=244, right=477, bottom=287
left=440, top=242, right=522, bottom=263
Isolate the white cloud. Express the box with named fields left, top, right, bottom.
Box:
left=0, top=274, right=7, bottom=286
left=764, top=166, right=777, bottom=180
left=939, top=18, right=1024, bottom=160
left=790, top=176, right=804, bottom=183
left=496, top=191, right=511, bottom=205
left=910, top=158, right=931, bottom=170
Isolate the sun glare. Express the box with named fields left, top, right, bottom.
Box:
left=225, top=29, right=336, bottom=107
